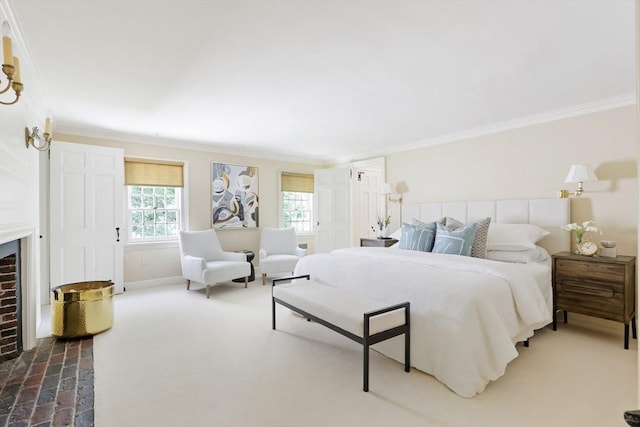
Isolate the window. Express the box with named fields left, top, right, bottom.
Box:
left=125, top=158, right=184, bottom=242
left=283, top=191, right=313, bottom=233
left=128, top=186, right=181, bottom=240
left=281, top=172, right=314, bottom=234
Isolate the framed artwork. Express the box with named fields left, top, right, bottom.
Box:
left=211, top=162, right=259, bottom=229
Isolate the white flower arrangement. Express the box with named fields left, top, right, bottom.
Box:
left=377, top=215, right=391, bottom=231
left=561, top=220, right=602, bottom=243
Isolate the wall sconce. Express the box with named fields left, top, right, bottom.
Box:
left=25, top=118, right=53, bottom=151
left=559, top=164, right=598, bottom=197
left=1, top=22, right=23, bottom=106
left=381, top=182, right=405, bottom=223
left=381, top=182, right=403, bottom=203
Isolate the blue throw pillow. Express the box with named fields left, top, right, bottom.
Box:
left=399, top=222, right=436, bottom=252
left=432, top=222, right=478, bottom=256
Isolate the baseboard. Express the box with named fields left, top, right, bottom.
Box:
left=124, top=276, right=185, bottom=292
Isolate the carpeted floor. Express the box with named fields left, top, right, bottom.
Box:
left=90, top=281, right=636, bottom=427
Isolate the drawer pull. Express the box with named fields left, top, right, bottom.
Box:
left=560, top=281, right=615, bottom=298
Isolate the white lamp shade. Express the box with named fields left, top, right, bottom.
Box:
left=381, top=182, right=394, bottom=195
left=564, top=164, right=598, bottom=183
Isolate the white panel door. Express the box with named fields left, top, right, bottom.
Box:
left=314, top=168, right=351, bottom=253
left=50, top=141, right=124, bottom=293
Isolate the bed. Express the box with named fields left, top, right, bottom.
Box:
left=293, top=198, right=570, bottom=398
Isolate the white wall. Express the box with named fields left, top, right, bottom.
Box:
left=0, top=1, right=50, bottom=350
left=386, top=105, right=638, bottom=256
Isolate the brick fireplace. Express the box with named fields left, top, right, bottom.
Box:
left=0, top=239, right=21, bottom=362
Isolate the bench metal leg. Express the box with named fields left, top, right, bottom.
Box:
left=363, top=317, right=370, bottom=392
left=403, top=305, right=410, bottom=373
left=405, top=326, right=410, bottom=373
left=272, top=297, right=276, bottom=330
left=363, top=337, right=370, bottom=392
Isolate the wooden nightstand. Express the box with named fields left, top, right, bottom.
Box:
left=360, top=238, right=398, bottom=248
left=552, top=251, right=636, bottom=349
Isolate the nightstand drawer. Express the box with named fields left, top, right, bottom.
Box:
left=555, top=258, right=626, bottom=286
left=556, top=280, right=624, bottom=322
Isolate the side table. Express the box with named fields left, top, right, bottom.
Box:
left=233, top=250, right=255, bottom=282
left=552, top=251, right=636, bottom=349
left=360, top=238, right=398, bottom=248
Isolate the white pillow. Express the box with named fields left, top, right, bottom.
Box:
left=486, top=246, right=549, bottom=263
left=385, top=227, right=403, bottom=248
left=486, top=223, right=550, bottom=251
left=389, top=227, right=402, bottom=240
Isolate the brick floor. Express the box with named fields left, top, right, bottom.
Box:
left=0, top=337, right=94, bottom=427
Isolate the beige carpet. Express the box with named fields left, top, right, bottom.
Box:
left=93, top=281, right=637, bottom=427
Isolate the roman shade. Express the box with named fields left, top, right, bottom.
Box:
left=125, top=159, right=184, bottom=187
left=281, top=172, right=313, bottom=193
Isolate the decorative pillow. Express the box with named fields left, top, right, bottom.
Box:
left=444, top=216, right=464, bottom=228
left=442, top=217, right=491, bottom=259
left=399, top=222, right=437, bottom=252
left=469, top=217, right=491, bottom=258
left=486, top=223, right=550, bottom=251
left=411, top=217, right=446, bottom=226
left=432, top=222, right=478, bottom=256
left=486, top=246, right=549, bottom=264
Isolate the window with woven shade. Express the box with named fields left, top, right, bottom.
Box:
left=125, top=159, right=184, bottom=241
left=281, top=172, right=314, bottom=234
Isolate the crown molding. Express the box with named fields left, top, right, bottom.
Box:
left=383, top=93, right=637, bottom=157
left=54, top=125, right=331, bottom=166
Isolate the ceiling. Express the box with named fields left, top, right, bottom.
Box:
left=7, top=0, right=636, bottom=163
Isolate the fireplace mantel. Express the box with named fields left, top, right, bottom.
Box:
left=0, top=225, right=36, bottom=246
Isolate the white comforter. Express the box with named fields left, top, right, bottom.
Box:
left=293, top=247, right=552, bottom=398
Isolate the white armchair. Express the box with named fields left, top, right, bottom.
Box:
left=259, top=227, right=307, bottom=285
left=179, top=229, right=251, bottom=298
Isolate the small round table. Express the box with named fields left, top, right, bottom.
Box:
left=232, top=250, right=255, bottom=282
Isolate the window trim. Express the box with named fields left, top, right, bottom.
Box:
left=124, top=158, right=189, bottom=247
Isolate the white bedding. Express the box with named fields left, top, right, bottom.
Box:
left=293, top=246, right=553, bottom=398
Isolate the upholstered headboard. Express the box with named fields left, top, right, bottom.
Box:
left=402, top=198, right=571, bottom=255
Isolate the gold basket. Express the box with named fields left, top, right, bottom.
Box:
left=51, top=280, right=114, bottom=338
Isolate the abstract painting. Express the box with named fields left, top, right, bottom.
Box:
left=211, top=163, right=259, bottom=228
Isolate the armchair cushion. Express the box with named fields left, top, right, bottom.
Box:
left=202, top=261, right=250, bottom=284
left=260, top=254, right=301, bottom=275
left=261, top=227, right=298, bottom=256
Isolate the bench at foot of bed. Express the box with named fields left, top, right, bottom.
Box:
left=272, top=274, right=410, bottom=392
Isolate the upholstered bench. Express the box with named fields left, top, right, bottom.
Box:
left=271, top=275, right=410, bottom=392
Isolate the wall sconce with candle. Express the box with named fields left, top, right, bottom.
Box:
left=1, top=21, right=23, bottom=106
left=558, top=164, right=598, bottom=198
left=25, top=117, right=53, bottom=151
